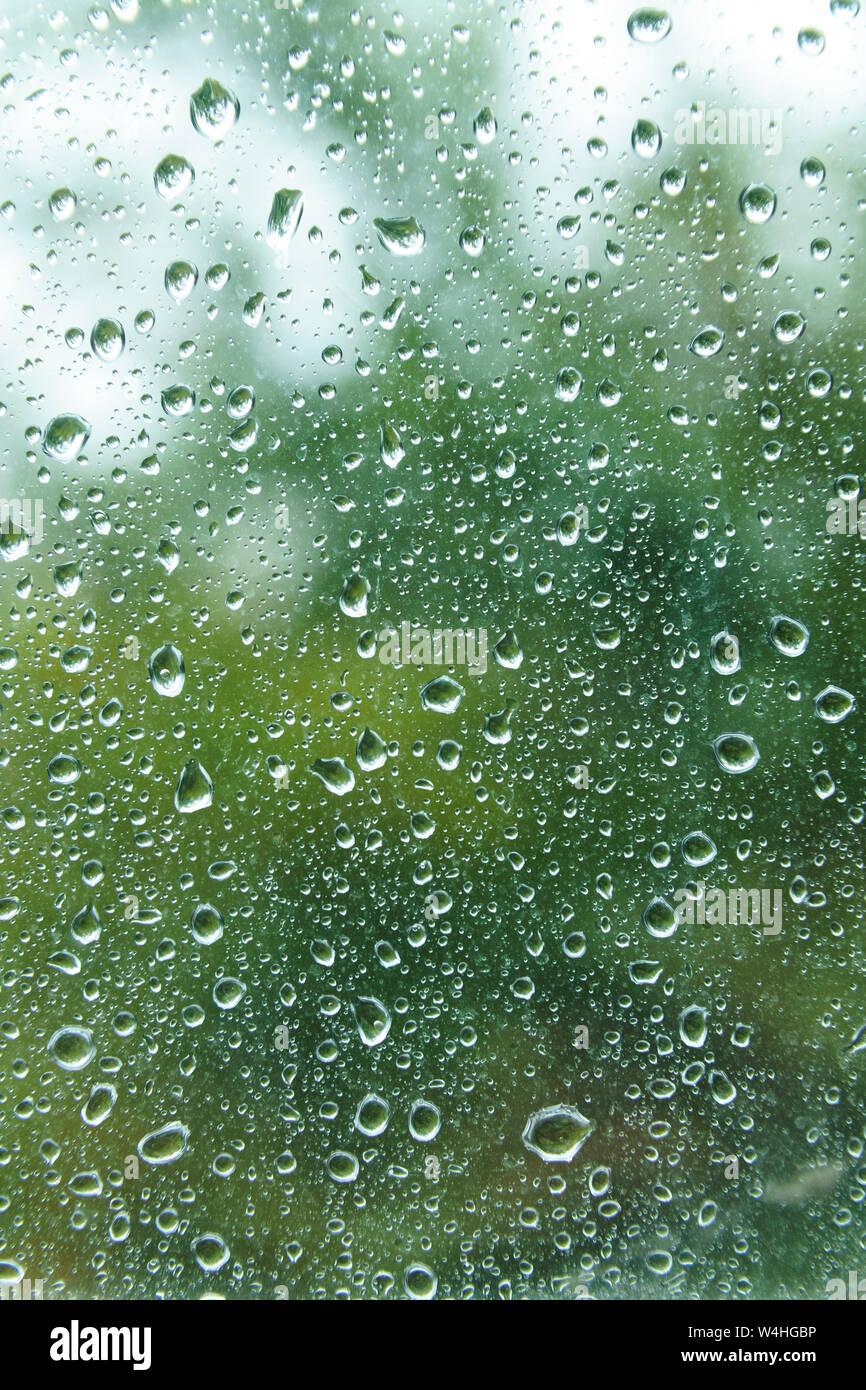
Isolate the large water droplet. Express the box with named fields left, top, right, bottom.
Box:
left=138, top=1121, right=190, bottom=1165
left=310, top=757, right=355, bottom=795
left=174, top=759, right=214, bottom=812
left=712, top=732, right=760, bottom=773
left=739, top=182, right=776, bottom=223
left=154, top=153, right=195, bottom=199
left=627, top=8, right=672, bottom=42
left=352, top=995, right=391, bottom=1046
left=190, top=77, right=240, bottom=139
left=768, top=615, right=809, bottom=657
left=814, top=685, right=855, bottom=723
left=149, top=643, right=185, bottom=697
left=48, top=1025, right=95, bottom=1071
left=522, top=1104, right=595, bottom=1162
left=266, top=188, right=303, bottom=249
left=373, top=215, right=426, bottom=255
left=43, top=414, right=91, bottom=460
left=420, top=676, right=465, bottom=713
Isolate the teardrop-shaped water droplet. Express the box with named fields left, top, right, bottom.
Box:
left=266, top=188, right=303, bottom=249
left=379, top=420, right=404, bottom=466
left=174, top=759, right=214, bottom=812
left=149, top=643, right=185, bottom=697
left=356, top=726, right=387, bottom=770
left=643, top=896, right=678, bottom=938
left=493, top=630, right=523, bottom=669
left=352, top=995, right=391, bottom=1046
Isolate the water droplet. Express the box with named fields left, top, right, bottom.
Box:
left=420, top=676, right=464, bottom=713
left=555, top=366, right=582, bottom=401
left=213, top=977, right=246, bottom=1010
left=355, top=1093, right=390, bottom=1136
left=138, top=1121, right=190, bottom=1165
left=409, top=1099, right=441, bottom=1141
left=631, top=118, right=662, bottom=158
left=709, top=1069, right=737, bottom=1105
left=493, top=630, right=523, bottom=669
left=154, top=153, right=195, bottom=200
left=404, top=1264, right=437, bottom=1300
left=739, top=182, right=776, bottom=223
left=768, top=615, right=809, bottom=657
left=149, top=643, right=185, bottom=697
left=49, top=187, right=77, bottom=220
left=772, top=311, right=805, bottom=343
left=90, top=317, right=125, bottom=361
left=352, top=995, right=391, bottom=1046
left=627, top=8, right=672, bottom=42
left=709, top=630, right=740, bottom=674
left=190, top=77, right=240, bottom=139
left=266, top=188, right=303, bottom=249
left=473, top=106, right=497, bottom=143
left=174, top=759, right=214, bottom=812
left=680, top=831, right=717, bottom=867
left=712, top=732, right=760, bottom=773
left=161, top=384, right=196, bottom=416
left=339, top=573, right=369, bottom=617
left=310, top=757, right=355, bottom=795
left=48, top=1025, right=95, bottom=1071
left=689, top=326, right=725, bottom=358
left=373, top=215, right=426, bottom=255
left=165, top=259, right=198, bottom=301
left=43, top=413, right=91, bottom=460
left=522, top=1104, right=595, bottom=1162
left=814, top=685, right=855, bottom=723
left=357, top=726, right=387, bottom=771
left=679, top=1005, right=708, bottom=1048
left=327, top=1151, right=359, bottom=1183
left=81, top=1083, right=117, bottom=1126
left=643, top=896, right=678, bottom=938
left=459, top=225, right=485, bottom=256
left=190, top=903, right=224, bottom=945
left=191, top=1233, right=229, bottom=1271
left=47, top=752, right=82, bottom=784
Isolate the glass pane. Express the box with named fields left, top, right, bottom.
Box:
left=0, top=0, right=864, bottom=1304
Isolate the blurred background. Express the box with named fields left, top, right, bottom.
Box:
left=0, top=0, right=864, bottom=1299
